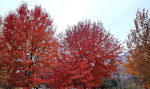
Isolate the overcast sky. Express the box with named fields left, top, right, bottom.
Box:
left=0, top=0, right=150, bottom=43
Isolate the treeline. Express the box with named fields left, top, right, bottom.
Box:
left=0, top=3, right=149, bottom=89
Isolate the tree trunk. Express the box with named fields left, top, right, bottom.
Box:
left=83, top=83, right=86, bottom=89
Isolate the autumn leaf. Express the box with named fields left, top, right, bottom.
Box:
left=124, top=9, right=150, bottom=88
left=48, top=20, right=123, bottom=88
left=0, top=3, right=58, bottom=88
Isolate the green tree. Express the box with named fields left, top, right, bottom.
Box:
left=98, top=78, right=117, bottom=89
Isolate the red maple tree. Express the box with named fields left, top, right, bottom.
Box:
left=0, top=17, right=8, bottom=86
left=48, top=20, right=123, bottom=88
left=0, top=4, right=58, bottom=88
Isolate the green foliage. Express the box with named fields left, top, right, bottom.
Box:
left=98, top=78, right=117, bottom=89
left=127, top=83, right=144, bottom=89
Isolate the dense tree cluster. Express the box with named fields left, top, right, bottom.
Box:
left=1, top=2, right=150, bottom=89
left=0, top=4, right=123, bottom=88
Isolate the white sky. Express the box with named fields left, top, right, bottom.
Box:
left=0, top=0, right=150, bottom=43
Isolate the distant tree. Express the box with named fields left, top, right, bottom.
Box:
left=98, top=78, right=117, bottom=89
left=0, top=3, right=58, bottom=88
left=127, top=83, right=143, bottom=89
left=48, top=20, right=123, bottom=88
left=124, top=9, right=150, bottom=88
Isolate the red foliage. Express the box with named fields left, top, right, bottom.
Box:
left=48, top=21, right=123, bottom=88
left=0, top=4, right=58, bottom=88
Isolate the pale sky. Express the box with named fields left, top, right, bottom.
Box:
left=0, top=0, right=150, bottom=43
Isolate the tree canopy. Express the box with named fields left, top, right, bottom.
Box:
left=0, top=3, right=58, bottom=88
left=124, top=9, right=150, bottom=88
left=48, top=20, right=123, bottom=88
